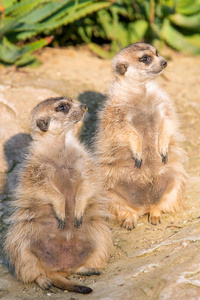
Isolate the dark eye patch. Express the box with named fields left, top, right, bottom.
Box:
left=139, top=55, right=152, bottom=64
left=55, top=103, right=70, bottom=113
left=156, top=50, right=159, bottom=56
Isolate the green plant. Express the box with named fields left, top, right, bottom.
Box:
left=77, top=0, right=200, bottom=57
left=0, top=0, right=200, bottom=66
left=0, top=0, right=113, bottom=66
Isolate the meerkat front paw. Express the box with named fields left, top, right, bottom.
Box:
left=133, top=152, right=142, bottom=169
left=160, top=147, right=168, bottom=164
left=56, top=216, right=66, bottom=229
left=74, top=215, right=83, bottom=228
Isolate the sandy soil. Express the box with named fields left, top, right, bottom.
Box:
left=0, top=46, right=200, bottom=300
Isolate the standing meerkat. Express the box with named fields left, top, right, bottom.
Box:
left=94, top=43, right=187, bottom=230
left=4, top=97, right=112, bottom=294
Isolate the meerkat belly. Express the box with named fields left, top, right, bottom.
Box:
left=30, top=205, right=94, bottom=272
left=114, top=104, right=168, bottom=209
left=115, top=167, right=173, bottom=209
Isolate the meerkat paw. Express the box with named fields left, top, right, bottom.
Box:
left=133, top=152, right=142, bottom=169
left=76, top=267, right=100, bottom=276
left=148, top=209, right=162, bottom=226
left=36, top=276, right=52, bottom=290
left=121, top=214, right=138, bottom=230
left=159, top=147, right=168, bottom=164
left=74, top=213, right=83, bottom=228
left=55, top=215, right=66, bottom=230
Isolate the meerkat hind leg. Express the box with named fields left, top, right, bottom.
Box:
left=107, top=191, right=138, bottom=230
left=149, top=180, right=181, bottom=225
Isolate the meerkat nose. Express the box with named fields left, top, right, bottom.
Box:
left=80, top=104, right=88, bottom=111
left=161, top=60, right=167, bottom=69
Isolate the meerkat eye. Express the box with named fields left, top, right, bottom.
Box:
left=156, top=50, right=159, bottom=57
left=56, top=103, right=70, bottom=113
left=139, top=55, right=152, bottom=64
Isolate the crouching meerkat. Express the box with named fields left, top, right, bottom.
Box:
left=4, top=97, right=112, bottom=294
left=94, top=43, right=188, bottom=230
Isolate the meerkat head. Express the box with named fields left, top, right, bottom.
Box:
left=113, top=43, right=167, bottom=82
left=31, top=97, right=87, bottom=137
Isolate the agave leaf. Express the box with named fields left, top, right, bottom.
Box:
left=20, top=36, right=53, bottom=55
left=5, top=0, right=49, bottom=17
left=177, top=0, right=200, bottom=15
left=161, top=19, right=200, bottom=54
left=97, top=9, right=115, bottom=40
left=128, top=20, right=149, bottom=44
left=110, top=4, right=129, bottom=18
left=0, top=36, right=52, bottom=63
left=44, top=0, right=99, bottom=22
left=88, top=42, right=114, bottom=59
left=15, top=53, right=40, bottom=67
left=19, top=1, right=69, bottom=24
left=185, top=33, right=200, bottom=47
left=0, top=38, right=20, bottom=63
left=14, top=30, right=38, bottom=40
left=2, top=0, right=17, bottom=9
left=169, top=13, right=200, bottom=29
left=12, top=1, right=112, bottom=35
left=77, top=26, right=90, bottom=43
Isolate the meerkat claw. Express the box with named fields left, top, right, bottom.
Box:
left=134, top=158, right=142, bottom=169
left=74, top=215, right=83, bottom=228
left=161, top=153, right=168, bottom=164
left=56, top=217, right=66, bottom=230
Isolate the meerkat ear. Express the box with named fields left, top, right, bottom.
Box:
left=36, top=117, right=50, bottom=132
left=115, top=61, right=128, bottom=75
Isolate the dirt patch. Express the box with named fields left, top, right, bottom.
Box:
left=0, top=46, right=200, bottom=300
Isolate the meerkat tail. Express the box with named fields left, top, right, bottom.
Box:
left=48, top=273, right=92, bottom=294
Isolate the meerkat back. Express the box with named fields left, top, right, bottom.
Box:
left=95, top=43, right=187, bottom=230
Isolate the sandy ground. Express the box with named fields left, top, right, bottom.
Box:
left=0, top=46, right=200, bottom=300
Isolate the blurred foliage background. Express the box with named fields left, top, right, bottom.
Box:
left=0, top=0, right=200, bottom=66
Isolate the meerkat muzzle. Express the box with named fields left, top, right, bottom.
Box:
left=80, top=104, right=88, bottom=112
left=161, top=60, right=167, bottom=69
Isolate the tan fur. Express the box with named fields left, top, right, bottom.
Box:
left=94, top=43, right=188, bottom=230
left=4, top=97, right=112, bottom=294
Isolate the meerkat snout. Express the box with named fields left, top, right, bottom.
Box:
left=161, top=60, right=167, bottom=69
left=80, top=104, right=87, bottom=112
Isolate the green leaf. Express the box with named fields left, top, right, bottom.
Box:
left=177, top=0, right=200, bottom=15
left=5, top=0, right=53, bottom=17
left=161, top=19, right=200, bottom=54
left=128, top=20, right=149, bottom=44
left=169, top=13, right=200, bottom=29
left=20, top=0, right=71, bottom=24
left=88, top=42, right=114, bottom=59
left=2, top=0, right=17, bottom=9
left=15, top=53, right=40, bottom=67
left=185, top=33, right=200, bottom=47
left=11, top=1, right=112, bottom=36
left=0, top=36, right=52, bottom=63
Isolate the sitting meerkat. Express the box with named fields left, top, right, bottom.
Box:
left=94, top=43, right=187, bottom=230
left=4, top=97, right=112, bottom=294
